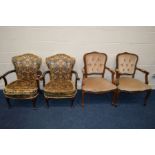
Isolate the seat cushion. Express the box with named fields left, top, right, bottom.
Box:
left=82, top=77, right=116, bottom=93
left=44, top=80, right=76, bottom=98
left=4, top=80, right=38, bottom=99
left=118, top=77, right=151, bottom=92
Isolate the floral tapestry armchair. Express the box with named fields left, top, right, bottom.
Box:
left=115, top=52, right=152, bottom=106
left=0, top=53, right=42, bottom=108
left=42, top=54, right=80, bottom=107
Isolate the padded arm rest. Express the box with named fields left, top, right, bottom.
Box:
left=0, top=69, right=16, bottom=86
left=72, top=70, right=80, bottom=89
left=105, top=67, right=115, bottom=84
left=42, top=70, right=50, bottom=87
left=136, top=67, right=149, bottom=84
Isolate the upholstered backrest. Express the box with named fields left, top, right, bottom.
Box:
left=46, top=54, right=75, bottom=80
left=116, top=52, right=138, bottom=75
left=84, top=52, right=107, bottom=76
left=12, top=53, right=42, bottom=81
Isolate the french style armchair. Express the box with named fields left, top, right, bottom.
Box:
left=0, top=53, right=42, bottom=108
left=115, top=52, right=152, bottom=106
left=42, top=54, right=80, bottom=107
left=82, top=51, right=117, bottom=107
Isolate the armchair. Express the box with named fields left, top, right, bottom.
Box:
left=115, top=52, right=152, bottom=106
left=42, top=54, right=79, bottom=107
left=82, top=51, right=117, bottom=107
left=0, top=53, right=42, bottom=108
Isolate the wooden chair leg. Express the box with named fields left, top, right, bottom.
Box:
left=112, top=91, right=116, bottom=106
left=71, top=97, right=75, bottom=107
left=5, top=97, right=11, bottom=108
left=32, top=97, right=37, bottom=108
left=45, top=97, right=49, bottom=107
left=112, top=89, right=120, bottom=107
left=82, top=91, right=85, bottom=108
left=144, top=89, right=152, bottom=106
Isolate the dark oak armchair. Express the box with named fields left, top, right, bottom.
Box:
left=82, top=51, right=117, bottom=107
left=0, top=53, right=42, bottom=108
left=115, top=52, right=152, bottom=106
left=42, top=54, right=80, bottom=107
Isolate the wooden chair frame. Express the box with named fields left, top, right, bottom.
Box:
left=115, top=52, right=152, bottom=106
left=82, top=51, right=117, bottom=107
left=0, top=70, right=42, bottom=108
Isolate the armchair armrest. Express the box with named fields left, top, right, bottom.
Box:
left=115, top=68, right=121, bottom=86
left=0, top=69, right=16, bottom=86
left=82, top=67, right=86, bottom=78
left=36, top=70, right=42, bottom=90
left=42, top=70, right=50, bottom=87
left=72, top=70, right=80, bottom=89
left=136, top=67, right=149, bottom=84
left=36, top=70, right=42, bottom=80
left=105, top=67, right=115, bottom=84
left=136, top=67, right=149, bottom=75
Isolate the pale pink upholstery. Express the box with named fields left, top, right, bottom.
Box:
left=117, top=52, right=138, bottom=75
left=82, top=52, right=116, bottom=107
left=84, top=52, right=107, bottom=75
left=115, top=52, right=152, bottom=106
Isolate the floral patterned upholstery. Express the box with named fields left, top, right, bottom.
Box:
left=44, top=80, right=76, bottom=98
left=4, top=53, right=42, bottom=99
left=12, top=53, right=42, bottom=81
left=44, top=54, right=76, bottom=98
left=46, top=54, right=75, bottom=81
left=4, top=80, right=38, bottom=99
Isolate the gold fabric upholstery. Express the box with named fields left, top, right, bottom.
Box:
left=44, top=54, right=76, bottom=98
left=4, top=80, right=38, bottom=99
left=118, top=77, right=151, bottom=92
left=46, top=54, right=75, bottom=81
left=82, top=77, right=116, bottom=93
left=12, top=53, right=42, bottom=81
left=4, top=53, right=42, bottom=99
left=84, top=52, right=107, bottom=74
left=44, top=80, right=76, bottom=98
left=117, top=53, right=138, bottom=75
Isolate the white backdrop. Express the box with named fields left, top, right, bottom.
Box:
left=0, top=26, right=155, bottom=89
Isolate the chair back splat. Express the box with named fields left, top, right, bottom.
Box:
left=46, top=54, right=75, bottom=81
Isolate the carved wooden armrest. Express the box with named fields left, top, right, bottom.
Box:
left=136, top=67, right=149, bottom=84
left=105, top=67, right=115, bottom=84
left=82, top=67, right=86, bottom=78
left=36, top=70, right=42, bottom=79
left=36, top=70, right=42, bottom=90
left=0, top=69, right=16, bottom=86
left=115, top=68, right=121, bottom=86
left=72, top=70, right=80, bottom=89
left=42, top=70, right=50, bottom=87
